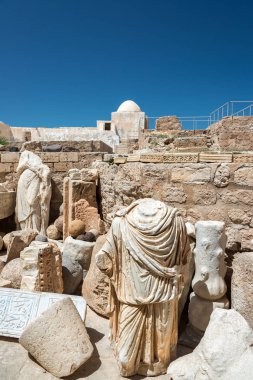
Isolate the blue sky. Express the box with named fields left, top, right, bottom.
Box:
left=0, top=0, right=252, bottom=127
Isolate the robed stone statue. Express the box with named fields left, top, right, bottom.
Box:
left=16, top=150, right=51, bottom=236
left=96, top=198, right=190, bottom=377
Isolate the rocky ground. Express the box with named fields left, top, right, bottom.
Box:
left=0, top=306, right=192, bottom=380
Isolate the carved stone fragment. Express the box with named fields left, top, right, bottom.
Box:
left=20, top=242, right=63, bottom=293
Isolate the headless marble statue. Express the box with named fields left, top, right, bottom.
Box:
left=16, top=150, right=51, bottom=236
left=96, top=199, right=190, bottom=377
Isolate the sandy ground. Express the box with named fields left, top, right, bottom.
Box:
left=0, top=306, right=192, bottom=380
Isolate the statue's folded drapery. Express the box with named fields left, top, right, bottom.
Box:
left=16, top=151, right=51, bottom=236
left=96, top=199, right=190, bottom=376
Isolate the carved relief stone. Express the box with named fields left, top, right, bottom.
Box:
left=0, top=288, right=86, bottom=338
left=163, top=153, right=199, bottom=163
left=20, top=242, right=63, bottom=293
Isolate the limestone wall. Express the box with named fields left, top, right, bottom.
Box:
left=208, top=116, right=253, bottom=151
left=97, top=160, right=253, bottom=256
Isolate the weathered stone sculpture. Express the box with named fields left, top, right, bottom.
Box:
left=167, top=309, right=253, bottom=380
left=192, top=221, right=227, bottom=300
left=16, top=150, right=51, bottom=236
left=188, top=221, right=229, bottom=336
left=96, top=199, right=190, bottom=377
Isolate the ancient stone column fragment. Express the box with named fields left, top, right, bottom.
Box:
left=20, top=242, right=63, bottom=293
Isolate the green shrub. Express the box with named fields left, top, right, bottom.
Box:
left=0, top=137, right=8, bottom=145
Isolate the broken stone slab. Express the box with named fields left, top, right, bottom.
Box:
left=167, top=309, right=253, bottom=380
left=0, top=288, right=86, bottom=338
left=19, top=298, right=93, bottom=378
left=4, top=229, right=38, bottom=263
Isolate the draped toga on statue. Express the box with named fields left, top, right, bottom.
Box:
left=16, top=150, right=52, bottom=236
left=96, top=199, right=190, bottom=377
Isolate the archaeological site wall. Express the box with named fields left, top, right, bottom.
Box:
left=97, top=156, right=253, bottom=257
left=0, top=150, right=105, bottom=230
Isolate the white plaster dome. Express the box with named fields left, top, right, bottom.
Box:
left=117, top=100, right=141, bottom=112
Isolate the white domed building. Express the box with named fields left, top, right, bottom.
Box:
left=97, top=100, right=148, bottom=143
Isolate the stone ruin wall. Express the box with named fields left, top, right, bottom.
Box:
left=140, top=116, right=253, bottom=152
left=2, top=149, right=253, bottom=254
left=0, top=150, right=105, bottom=231
left=97, top=160, right=253, bottom=270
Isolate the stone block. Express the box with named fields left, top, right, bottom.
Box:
left=54, top=162, right=70, bottom=172
left=228, top=208, right=251, bottom=225
left=19, top=298, right=93, bottom=378
left=234, top=166, right=253, bottom=187
left=189, top=293, right=229, bottom=331
left=233, top=153, right=253, bottom=163
left=163, top=153, right=199, bottom=163
left=156, top=116, right=182, bottom=131
left=199, top=152, right=232, bottom=163
left=1, top=152, right=20, bottom=163
left=163, top=185, right=187, bottom=203
left=0, top=191, right=16, bottom=219
left=40, top=152, right=60, bottom=163
left=193, top=188, right=217, bottom=205
left=171, top=165, right=211, bottom=183
left=63, top=236, right=95, bottom=270
left=0, top=288, right=86, bottom=338
left=114, top=156, right=127, bottom=164
left=240, top=228, right=253, bottom=251
left=59, top=152, right=79, bottom=162
left=140, top=153, right=163, bottom=163
left=0, top=163, right=12, bottom=173
left=6, top=229, right=38, bottom=262
left=232, top=252, right=253, bottom=329
left=127, top=154, right=140, bottom=162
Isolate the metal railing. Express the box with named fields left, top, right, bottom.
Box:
left=146, top=100, right=253, bottom=131
left=209, top=101, right=253, bottom=124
